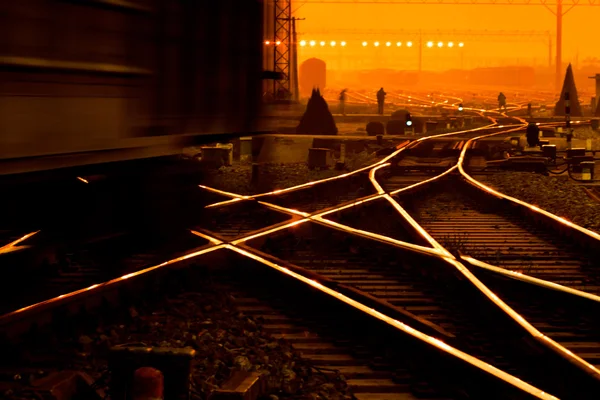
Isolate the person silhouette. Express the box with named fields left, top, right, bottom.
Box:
left=339, top=89, right=348, bottom=116
left=377, top=88, right=386, bottom=115
left=526, top=122, right=540, bottom=147
left=498, top=92, right=507, bottom=112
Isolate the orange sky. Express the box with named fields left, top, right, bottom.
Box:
left=295, top=3, right=598, bottom=70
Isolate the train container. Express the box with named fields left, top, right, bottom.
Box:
left=0, top=0, right=265, bottom=173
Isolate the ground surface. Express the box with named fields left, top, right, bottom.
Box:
left=200, top=153, right=377, bottom=196
left=4, top=269, right=352, bottom=400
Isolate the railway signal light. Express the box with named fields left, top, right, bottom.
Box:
left=405, top=113, right=413, bottom=127
left=458, top=103, right=464, bottom=112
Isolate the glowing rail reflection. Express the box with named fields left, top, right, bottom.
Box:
left=462, top=255, right=600, bottom=304
left=227, top=245, right=558, bottom=400
left=0, top=231, right=40, bottom=255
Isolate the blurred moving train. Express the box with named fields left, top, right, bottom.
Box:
left=0, top=0, right=265, bottom=174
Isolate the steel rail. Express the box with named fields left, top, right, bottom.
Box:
left=227, top=244, right=559, bottom=400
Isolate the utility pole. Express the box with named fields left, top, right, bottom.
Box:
left=290, top=17, right=302, bottom=102
left=272, top=0, right=304, bottom=102
left=555, top=0, right=562, bottom=91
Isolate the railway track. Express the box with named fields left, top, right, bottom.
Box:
left=0, top=170, right=230, bottom=314
left=1, top=246, right=557, bottom=400
left=398, top=176, right=600, bottom=292
left=8, top=115, right=600, bottom=398
left=240, top=219, right=598, bottom=398
left=0, top=228, right=212, bottom=316
left=469, top=265, right=600, bottom=372
left=257, top=173, right=376, bottom=214
left=389, top=175, right=600, bottom=372
left=222, top=265, right=464, bottom=400
left=222, top=256, right=547, bottom=400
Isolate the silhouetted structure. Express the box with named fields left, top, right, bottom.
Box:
left=526, top=123, right=540, bottom=147
left=554, top=64, right=583, bottom=117
left=299, top=58, right=326, bottom=98
left=595, top=98, right=600, bottom=117
left=377, top=88, right=387, bottom=115
left=296, top=89, right=338, bottom=135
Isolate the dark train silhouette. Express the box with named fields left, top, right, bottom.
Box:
left=299, top=58, right=327, bottom=98
left=0, top=0, right=264, bottom=173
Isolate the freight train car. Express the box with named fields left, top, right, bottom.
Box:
left=0, top=0, right=264, bottom=174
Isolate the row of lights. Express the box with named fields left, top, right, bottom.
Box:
left=265, top=40, right=465, bottom=48
left=297, top=40, right=463, bottom=48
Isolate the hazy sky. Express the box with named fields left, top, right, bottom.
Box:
left=295, top=3, right=598, bottom=68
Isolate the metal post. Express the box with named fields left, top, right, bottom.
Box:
left=590, top=74, right=600, bottom=110
left=273, top=1, right=278, bottom=99
left=291, top=18, right=299, bottom=102
left=565, top=91, right=573, bottom=149
left=555, top=0, right=563, bottom=92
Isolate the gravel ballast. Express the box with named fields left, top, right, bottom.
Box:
left=201, top=154, right=377, bottom=196
left=3, top=271, right=353, bottom=400
left=478, top=172, right=600, bottom=234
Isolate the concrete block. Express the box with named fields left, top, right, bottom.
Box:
left=216, top=143, right=233, bottom=165
left=240, top=137, right=253, bottom=161
left=209, top=372, right=264, bottom=400
left=308, top=148, right=333, bottom=169
left=257, top=136, right=313, bottom=163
